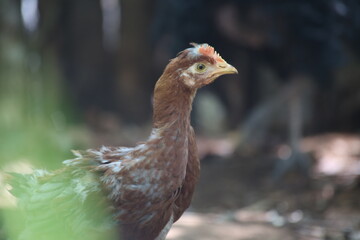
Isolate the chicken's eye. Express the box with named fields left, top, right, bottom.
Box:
left=195, top=63, right=207, bottom=72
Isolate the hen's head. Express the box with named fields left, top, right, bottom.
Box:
left=160, top=43, right=238, bottom=89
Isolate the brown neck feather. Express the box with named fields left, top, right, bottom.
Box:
left=152, top=74, right=196, bottom=129
left=150, top=72, right=196, bottom=188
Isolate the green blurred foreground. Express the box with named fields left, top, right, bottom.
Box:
left=0, top=30, right=115, bottom=240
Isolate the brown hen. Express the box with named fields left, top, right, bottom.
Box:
left=8, top=43, right=237, bottom=240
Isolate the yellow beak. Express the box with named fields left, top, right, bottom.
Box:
left=213, top=63, right=238, bottom=77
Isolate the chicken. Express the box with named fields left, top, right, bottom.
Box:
left=7, top=43, right=237, bottom=240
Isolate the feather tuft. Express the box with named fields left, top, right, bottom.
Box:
left=188, top=43, right=225, bottom=63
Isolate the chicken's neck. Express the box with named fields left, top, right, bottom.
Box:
left=151, top=80, right=196, bottom=183
left=152, top=81, right=195, bottom=130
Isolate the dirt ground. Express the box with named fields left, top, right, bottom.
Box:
left=168, top=212, right=295, bottom=240
left=168, top=139, right=360, bottom=240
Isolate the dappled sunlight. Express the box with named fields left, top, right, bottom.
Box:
left=20, top=0, right=39, bottom=32
left=167, top=212, right=294, bottom=240
left=300, top=134, right=360, bottom=177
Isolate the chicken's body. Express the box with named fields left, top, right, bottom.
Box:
left=8, top=43, right=237, bottom=240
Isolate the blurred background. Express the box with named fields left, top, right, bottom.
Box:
left=0, top=0, right=360, bottom=239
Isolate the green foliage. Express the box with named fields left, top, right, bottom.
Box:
left=0, top=27, right=113, bottom=240
left=2, top=192, right=117, bottom=240
left=0, top=37, right=74, bottom=168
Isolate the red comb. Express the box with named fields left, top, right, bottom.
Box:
left=193, top=43, right=225, bottom=63
left=198, top=45, right=214, bottom=56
